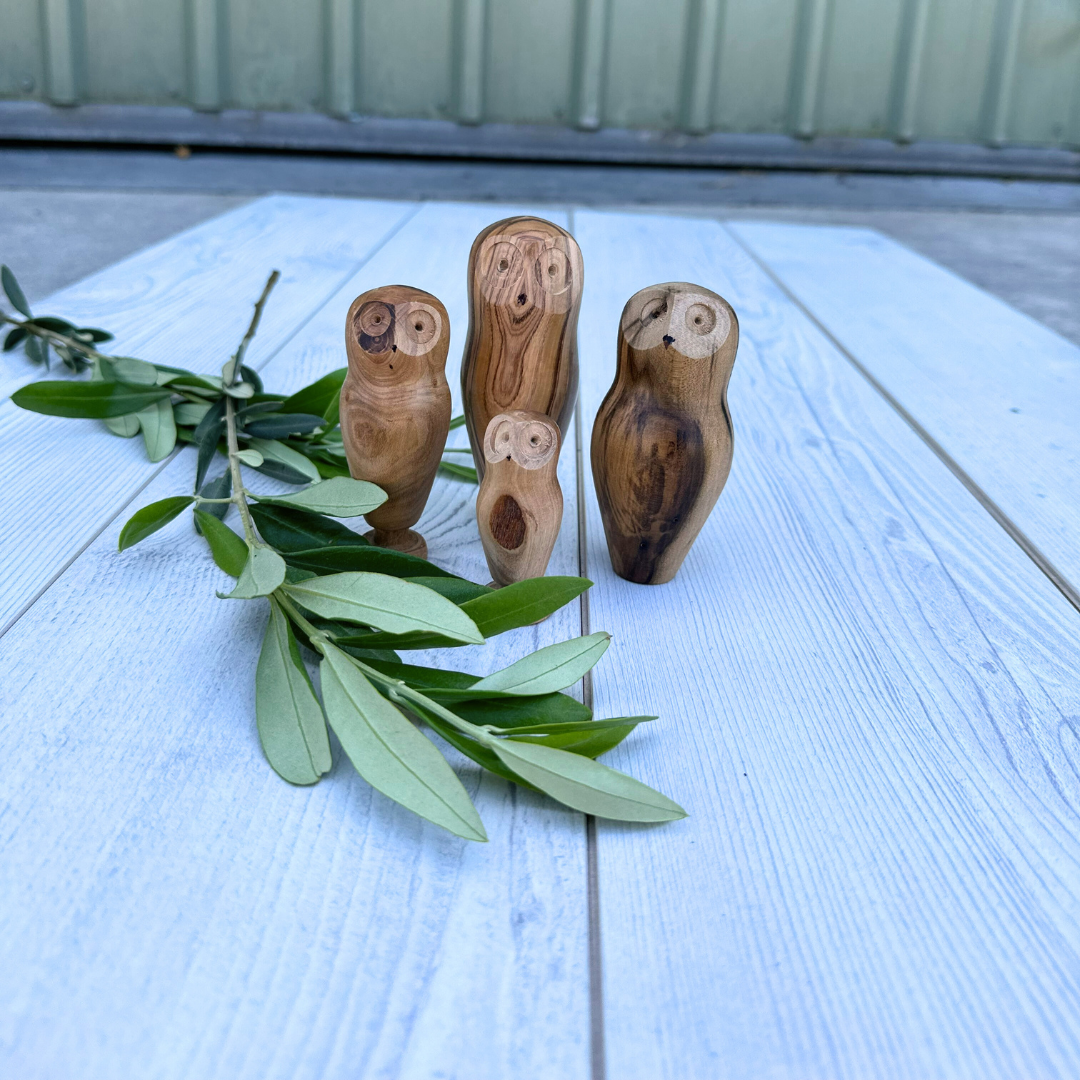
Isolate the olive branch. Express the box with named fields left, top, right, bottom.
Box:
left=3, top=265, right=685, bottom=840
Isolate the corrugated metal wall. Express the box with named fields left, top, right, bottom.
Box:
left=3, top=0, right=1080, bottom=147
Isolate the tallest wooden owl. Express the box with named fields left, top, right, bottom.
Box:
left=461, top=216, right=583, bottom=480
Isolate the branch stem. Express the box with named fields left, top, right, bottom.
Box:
left=225, top=270, right=280, bottom=385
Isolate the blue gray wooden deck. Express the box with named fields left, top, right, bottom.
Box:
left=2, top=196, right=1079, bottom=1079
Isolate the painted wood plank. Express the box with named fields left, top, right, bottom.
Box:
left=0, top=201, right=591, bottom=1080
left=727, top=219, right=1080, bottom=601
left=574, top=209, right=1080, bottom=1079
left=0, top=195, right=418, bottom=633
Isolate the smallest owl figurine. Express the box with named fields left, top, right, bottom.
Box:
left=476, top=411, right=563, bottom=586
left=340, top=285, right=451, bottom=559
left=591, top=281, right=738, bottom=585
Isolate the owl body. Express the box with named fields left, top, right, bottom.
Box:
left=461, top=216, right=583, bottom=480
left=340, top=285, right=451, bottom=557
left=591, top=282, right=738, bottom=585
left=476, top=411, right=563, bottom=586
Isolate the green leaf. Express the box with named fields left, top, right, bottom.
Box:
left=439, top=461, right=478, bottom=483
left=243, top=413, right=326, bottom=439
left=3, top=326, right=27, bottom=351
left=104, top=412, right=141, bottom=438
left=414, top=708, right=540, bottom=792
left=118, top=496, right=194, bottom=550
left=239, top=364, right=263, bottom=393
left=361, top=658, right=481, bottom=692
left=12, top=380, right=170, bottom=419
left=283, top=572, right=484, bottom=643
left=249, top=503, right=366, bottom=552
left=448, top=414, right=466, bottom=430
left=285, top=545, right=455, bottom=580
left=224, top=381, right=255, bottom=399
left=224, top=544, right=287, bottom=599
left=195, top=471, right=231, bottom=526
left=24, top=336, right=48, bottom=367
left=79, top=327, right=113, bottom=343
left=470, top=632, right=611, bottom=696
left=504, top=716, right=655, bottom=736
left=1, top=265, right=31, bottom=317
left=447, top=693, right=592, bottom=728
left=320, top=644, right=486, bottom=841
left=403, top=577, right=492, bottom=604
left=236, top=448, right=264, bottom=467
left=254, top=476, right=386, bottom=518
left=194, top=510, right=247, bottom=576
left=174, top=401, right=211, bottom=427
left=257, top=599, right=332, bottom=785
left=111, top=356, right=159, bottom=386
left=280, top=367, right=347, bottom=423
left=460, top=577, right=590, bottom=637
left=138, top=397, right=178, bottom=461
left=193, top=398, right=226, bottom=491
left=25, top=316, right=73, bottom=333
left=163, top=372, right=223, bottom=395
left=512, top=722, right=642, bottom=759
left=489, top=739, right=687, bottom=822
left=247, top=437, right=321, bottom=484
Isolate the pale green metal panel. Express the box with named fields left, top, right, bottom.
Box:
left=358, top=0, right=454, bottom=119
left=83, top=0, right=186, bottom=102
left=3, top=0, right=1080, bottom=147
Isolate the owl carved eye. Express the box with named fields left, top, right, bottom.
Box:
left=641, top=296, right=669, bottom=323
left=685, top=303, right=716, bottom=335
left=534, top=248, right=571, bottom=295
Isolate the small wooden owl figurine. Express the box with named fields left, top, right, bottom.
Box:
left=340, top=285, right=451, bottom=560
left=476, top=411, right=563, bottom=587
left=591, top=282, right=738, bottom=585
left=461, top=216, right=583, bottom=481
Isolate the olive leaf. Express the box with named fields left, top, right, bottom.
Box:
left=111, top=356, right=159, bottom=386
left=320, top=644, right=487, bottom=841
left=138, top=397, right=178, bottom=462
left=283, top=572, right=485, bottom=643
left=438, top=461, right=478, bottom=483
left=468, top=632, right=611, bottom=697
left=253, top=476, right=386, bottom=518
left=11, top=380, right=171, bottom=418
left=195, top=471, right=232, bottom=526
left=235, top=448, right=264, bottom=467
left=243, top=413, right=326, bottom=439
left=249, top=503, right=367, bottom=552
left=284, top=545, right=455, bottom=580
left=193, top=510, right=247, bottom=576
left=105, top=413, right=141, bottom=438
left=279, top=367, right=347, bottom=423
left=174, top=401, right=212, bottom=426
left=247, top=437, right=321, bottom=484
left=118, top=496, right=195, bottom=550
left=256, top=599, right=332, bottom=785
left=488, top=739, right=687, bottom=822
left=224, top=544, right=287, bottom=599
left=1, top=264, right=31, bottom=317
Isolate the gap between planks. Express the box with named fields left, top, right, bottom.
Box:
left=0, top=202, right=423, bottom=642
left=721, top=221, right=1080, bottom=620
left=570, top=204, right=608, bottom=1080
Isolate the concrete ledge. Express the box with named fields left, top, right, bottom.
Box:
left=2, top=101, right=1080, bottom=181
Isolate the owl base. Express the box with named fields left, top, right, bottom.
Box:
left=365, top=528, right=427, bottom=560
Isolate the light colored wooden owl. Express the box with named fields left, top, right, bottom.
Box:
left=340, top=284, right=451, bottom=560
left=476, top=411, right=563, bottom=587
left=461, top=216, right=583, bottom=481
left=591, top=282, right=739, bottom=585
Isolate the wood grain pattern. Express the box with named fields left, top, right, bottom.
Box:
left=591, top=281, right=738, bottom=584
left=0, top=201, right=591, bottom=1080
left=0, top=195, right=419, bottom=633
left=340, top=285, right=451, bottom=558
left=460, top=216, right=582, bottom=480
left=575, top=210, right=1080, bottom=1080
left=727, top=220, right=1080, bottom=599
left=477, top=410, right=563, bottom=586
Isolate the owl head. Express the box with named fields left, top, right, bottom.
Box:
left=345, top=285, right=449, bottom=386
left=470, top=217, right=583, bottom=316
left=483, top=410, right=561, bottom=470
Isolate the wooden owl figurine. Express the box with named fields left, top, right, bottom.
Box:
left=591, top=282, right=738, bottom=585
left=340, top=285, right=451, bottom=560
left=461, top=216, right=583, bottom=481
left=476, top=411, right=563, bottom=587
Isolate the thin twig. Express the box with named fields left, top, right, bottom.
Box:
left=225, top=270, right=280, bottom=386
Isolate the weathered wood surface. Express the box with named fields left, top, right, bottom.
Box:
left=477, top=410, right=564, bottom=586
left=575, top=210, right=1080, bottom=1079
left=341, top=284, right=452, bottom=558
left=0, top=200, right=591, bottom=1079
left=728, top=220, right=1080, bottom=601
left=461, top=215, right=582, bottom=480
left=0, top=195, right=419, bottom=633
left=591, top=281, right=738, bottom=585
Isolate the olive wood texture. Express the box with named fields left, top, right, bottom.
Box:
left=461, top=216, right=583, bottom=480
left=340, top=284, right=451, bottom=559
left=476, top=411, right=563, bottom=587
left=591, top=281, right=738, bottom=585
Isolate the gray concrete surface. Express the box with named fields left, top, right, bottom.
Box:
left=1, top=149, right=1077, bottom=347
